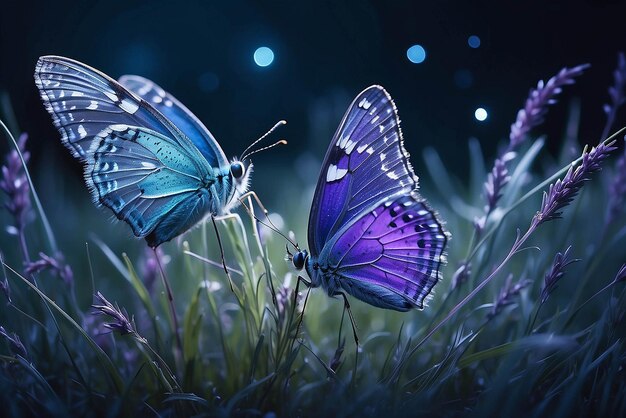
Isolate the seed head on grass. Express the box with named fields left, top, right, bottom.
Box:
left=534, top=141, right=617, bottom=226
left=92, top=291, right=146, bottom=343
left=0, top=325, right=27, bottom=358
left=540, top=246, right=579, bottom=304
left=25, top=252, right=73, bottom=286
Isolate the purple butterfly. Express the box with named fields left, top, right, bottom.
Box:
left=290, top=85, right=449, bottom=320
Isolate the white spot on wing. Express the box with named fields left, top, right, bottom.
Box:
left=120, top=98, right=139, bottom=114
left=358, top=98, right=372, bottom=109
left=380, top=153, right=386, bottom=161
left=345, top=139, right=357, bottom=154
left=326, top=164, right=348, bottom=182
left=110, top=124, right=128, bottom=132
left=357, top=143, right=369, bottom=153
left=71, top=91, right=84, bottom=97
left=366, top=147, right=374, bottom=154
left=77, top=125, right=87, bottom=139
left=87, top=100, right=99, bottom=110
left=371, top=115, right=380, bottom=124
left=386, top=171, right=399, bottom=180
left=379, top=125, right=385, bottom=133
left=141, top=161, right=157, bottom=169
left=153, top=95, right=163, bottom=104
left=103, top=91, right=118, bottom=102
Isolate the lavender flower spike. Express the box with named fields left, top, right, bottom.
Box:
left=483, top=151, right=514, bottom=215
left=0, top=133, right=32, bottom=235
left=540, top=246, right=579, bottom=304
left=534, top=140, right=617, bottom=226
left=480, top=64, right=588, bottom=227
left=509, top=64, right=590, bottom=151
left=601, top=52, right=626, bottom=140
left=606, top=145, right=626, bottom=226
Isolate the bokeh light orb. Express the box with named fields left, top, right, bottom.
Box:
left=468, top=35, right=481, bottom=48
left=406, top=44, right=426, bottom=64
left=254, top=47, right=274, bottom=67
left=475, top=107, right=488, bottom=121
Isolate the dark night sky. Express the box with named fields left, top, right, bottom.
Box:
left=1, top=0, right=625, bottom=202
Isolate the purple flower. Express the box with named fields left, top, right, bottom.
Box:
left=450, top=261, right=472, bottom=291
left=480, top=65, right=589, bottom=229
left=601, top=52, right=626, bottom=140
left=509, top=64, right=590, bottom=150
left=487, top=275, right=532, bottom=319
left=540, top=246, right=579, bottom=304
left=139, top=246, right=169, bottom=291
left=606, top=146, right=626, bottom=226
left=24, top=252, right=74, bottom=286
left=92, top=291, right=142, bottom=339
left=534, top=141, right=617, bottom=226
left=0, top=325, right=27, bottom=357
left=0, top=133, right=32, bottom=234
left=483, top=152, right=514, bottom=215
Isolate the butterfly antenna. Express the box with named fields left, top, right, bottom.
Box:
left=240, top=120, right=287, bottom=161
left=241, top=139, right=287, bottom=162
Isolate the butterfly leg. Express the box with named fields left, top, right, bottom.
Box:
left=293, top=275, right=312, bottom=341
left=336, top=292, right=359, bottom=346
left=210, top=215, right=235, bottom=292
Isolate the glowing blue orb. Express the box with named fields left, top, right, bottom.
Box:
left=254, top=47, right=274, bottom=67
left=475, top=107, right=488, bottom=121
left=406, top=44, right=426, bottom=64
left=468, top=35, right=481, bottom=49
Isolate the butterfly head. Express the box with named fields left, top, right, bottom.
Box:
left=292, top=249, right=309, bottom=270
left=229, top=158, right=253, bottom=196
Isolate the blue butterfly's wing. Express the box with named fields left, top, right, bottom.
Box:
left=86, top=124, right=215, bottom=247
left=34, top=56, right=193, bottom=160
left=118, top=75, right=229, bottom=168
left=35, top=56, right=221, bottom=246
left=321, top=193, right=448, bottom=311
left=308, top=85, right=419, bottom=256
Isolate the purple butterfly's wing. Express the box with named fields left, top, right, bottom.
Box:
left=322, top=193, right=448, bottom=311
left=118, top=75, right=229, bottom=168
left=34, top=56, right=190, bottom=160
left=307, top=85, right=419, bottom=256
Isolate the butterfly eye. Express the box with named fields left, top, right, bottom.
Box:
left=292, top=250, right=308, bottom=270
left=230, top=162, right=244, bottom=179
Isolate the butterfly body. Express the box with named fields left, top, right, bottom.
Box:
left=35, top=56, right=251, bottom=247
left=293, top=85, right=448, bottom=311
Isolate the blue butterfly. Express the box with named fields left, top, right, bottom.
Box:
left=289, top=85, right=449, bottom=313
left=34, top=56, right=257, bottom=248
